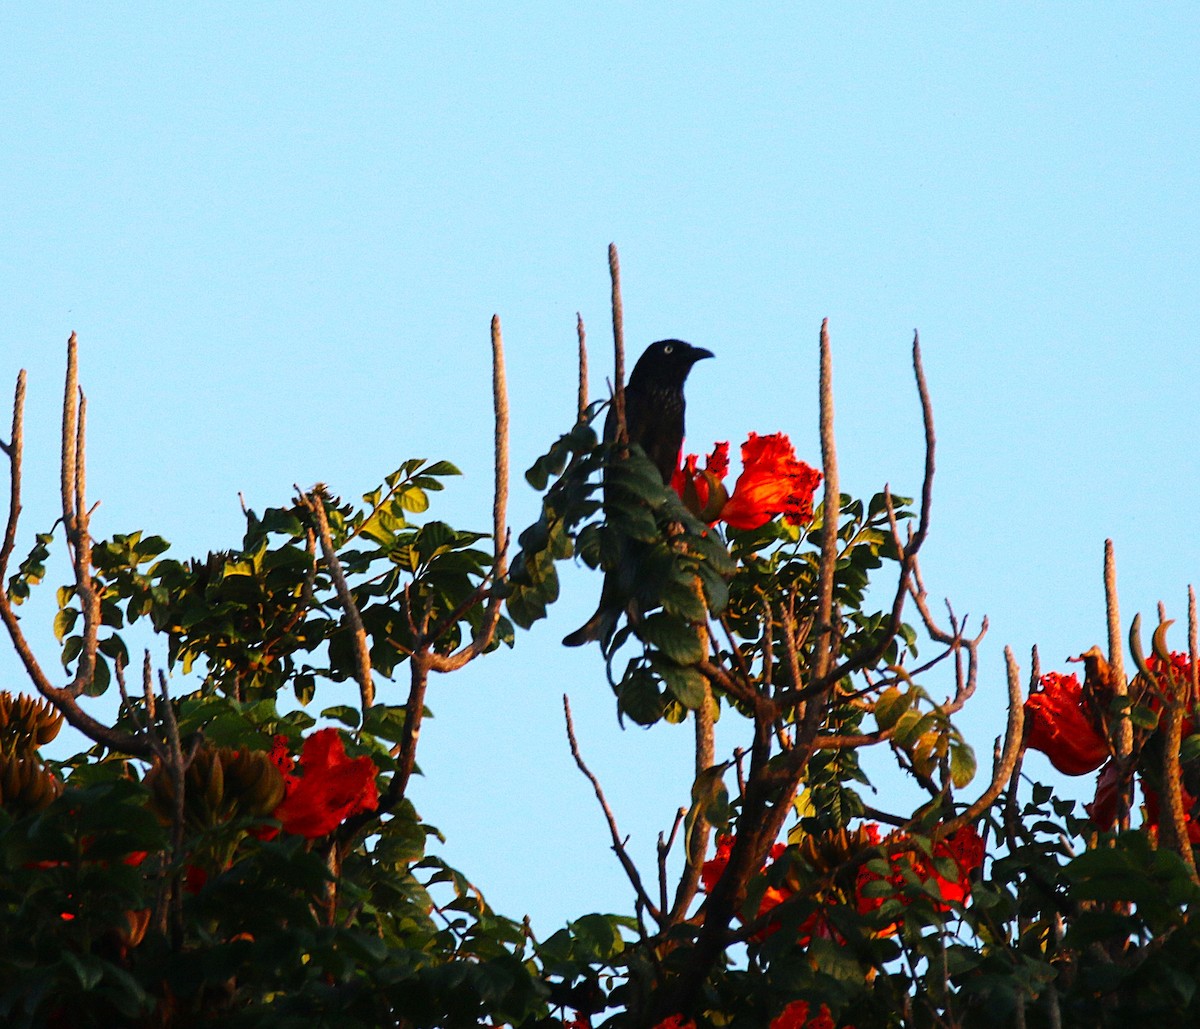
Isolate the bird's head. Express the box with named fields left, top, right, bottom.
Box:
left=627, top=339, right=714, bottom=391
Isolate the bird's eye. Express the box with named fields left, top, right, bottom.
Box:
left=663, top=343, right=674, bottom=354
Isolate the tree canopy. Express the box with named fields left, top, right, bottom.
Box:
left=2, top=252, right=1199, bottom=1028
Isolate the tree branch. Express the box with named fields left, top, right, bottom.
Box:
left=609, top=243, right=627, bottom=446
left=564, top=694, right=662, bottom=925
left=301, top=487, right=375, bottom=710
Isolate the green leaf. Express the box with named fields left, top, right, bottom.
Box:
left=415, top=520, right=456, bottom=563
left=697, top=561, right=729, bottom=615
left=397, top=485, right=429, bottom=513
left=1129, top=704, right=1160, bottom=730
left=53, top=607, right=79, bottom=643
left=949, top=739, right=977, bottom=788
left=691, top=764, right=731, bottom=828
left=321, top=705, right=361, bottom=728
left=363, top=705, right=410, bottom=743
left=875, top=686, right=912, bottom=730
left=656, top=659, right=708, bottom=710
left=641, top=613, right=705, bottom=665
left=60, top=951, right=104, bottom=992
left=1180, top=733, right=1200, bottom=764
left=83, top=653, right=111, bottom=697
left=61, top=634, right=83, bottom=669
left=618, top=669, right=667, bottom=726
left=892, top=708, right=932, bottom=747
left=525, top=456, right=549, bottom=492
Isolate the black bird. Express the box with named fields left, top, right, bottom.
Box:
left=563, top=339, right=713, bottom=648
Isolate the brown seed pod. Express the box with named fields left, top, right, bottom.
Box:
left=0, top=752, right=64, bottom=815
left=0, top=692, right=65, bottom=757
left=147, top=743, right=284, bottom=830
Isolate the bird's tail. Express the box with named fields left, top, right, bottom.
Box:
left=562, top=604, right=620, bottom=649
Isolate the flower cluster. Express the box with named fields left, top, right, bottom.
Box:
left=854, top=823, right=985, bottom=929
left=673, top=432, right=822, bottom=531
left=701, top=824, right=983, bottom=946
left=770, top=1000, right=849, bottom=1029
left=1031, top=650, right=1200, bottom=841
left=1024, top=670, right=1109, bottom=776
left=269, top=727, right=380, bottom=838
left=700, top=834, right=792, bottom=937
left=651, top=1000, right=853, bottom=1029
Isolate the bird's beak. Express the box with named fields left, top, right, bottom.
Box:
left=692, top=347, right=714, bottom=363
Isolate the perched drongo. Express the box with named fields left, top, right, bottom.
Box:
left=563, top=339, right=713, bottom=648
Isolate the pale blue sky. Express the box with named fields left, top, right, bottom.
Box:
left=3, top=6, right=1199, bottom=932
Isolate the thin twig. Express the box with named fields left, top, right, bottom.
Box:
left=0, top=371, right=25, bottom=576
left=490, top=313, right=510, bottom=584
left=69, top=387, right=99, bottom=697
left=813, top=318, right=838, bottom=683
left=1104, top=539, right=1131, bottom=759
left=609, top=244, right=627, bottom=445
left=1189, top=586, right=1197, bottom=708
left=60, top=333, right=78, bottom=539
left=791, top=331, right=938, bottom=704
left=302, top=487, right=375, bottom=709
left=114, top=654, right=146, bottom=736
left=423, top=315, right=509, bottom=673
left=1158, top=607, right=1198, bottom=880
left=657, top=807, right=687, bottom=917
left=577, top=312, right=588, bottom=419
left=759, top=600, right=773, bottom=690
left=670, top=677, right=715, bottom=921
left=563, top=694, right=662, bottom=924
left=937, top=646, right=1025, bottom=835
left=0, top=346, right=149, bottom=754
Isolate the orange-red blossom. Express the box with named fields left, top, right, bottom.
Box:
left=771, top=1000, right=849, bottom=1029
left=702, top=825, right=982, bottom=948
left=650, top=999, right=851, bottom=1029
left=1023, top=671, right=1109, bottom=776
left=269, top=728, right=379, bottom=838
left=673, top=432, right=822, bottom=531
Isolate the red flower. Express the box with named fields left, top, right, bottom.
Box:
left=272, top=728, right=379, bottom=838
left=856, top=824, right=984, bottom=921
left=1024, top=671, right=1109, bottom=775
left=674, top=433, right=821, bottom=531
left=183, top=864, right=209, bottom=895
left=1085, top=760, right=1120, bottom=831
left=268, top=734, right=297, bottom=782
left=650, top=1017, right=695, bottom=1029
left=771, top=1001, right=811, bottom=1029
left=770, top=1001, right=845, bottom=1029
left=701, top=834, right=794, bottom=939
left=720, top=433, right=822, bottom=530
left=1149, top=650, right=1195, bottom=686
left=672, top=441, right=731, bottom=522
left=700, top=832, right=734, bottom=892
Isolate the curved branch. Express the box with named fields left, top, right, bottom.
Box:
left=425, top=314, right=510, bottom=672
left=0, top=341, right=149, bottom=756
left=800, top=331, right=936, bottom=701
left=936, top=645, right=1025, bottom=835
left=564, top=694, right=662, bottom=925
left=301, top=487, right=374, bottom=710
